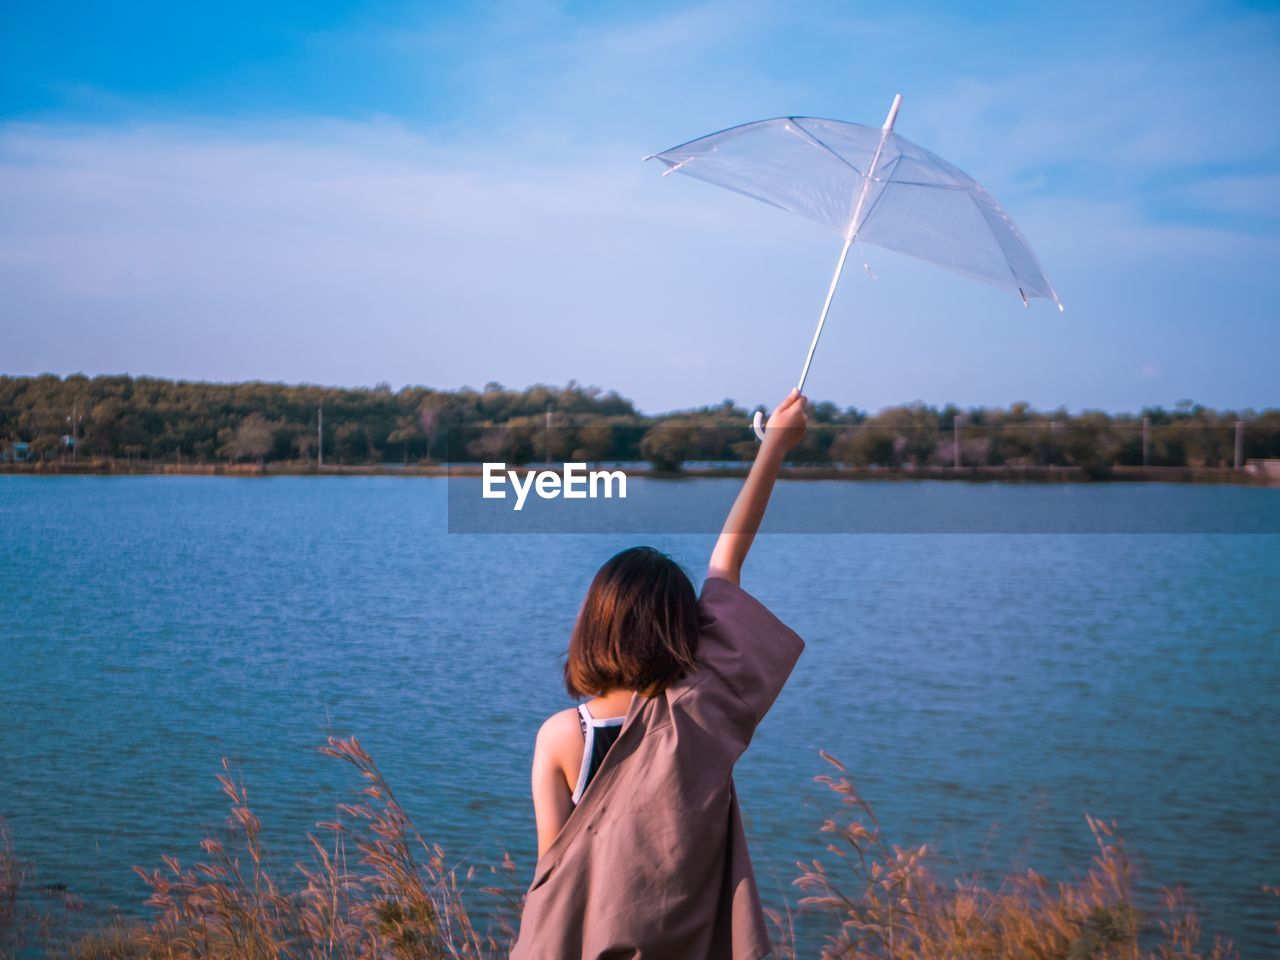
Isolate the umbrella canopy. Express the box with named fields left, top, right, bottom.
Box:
left=648, top=113, right=1060, bottom=307
left=647, top=96, right=1061, bottom=437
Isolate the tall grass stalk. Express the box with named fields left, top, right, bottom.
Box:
left=787, top=752, right=1248, bottom=960
left=129, top=737, right=518, bottom=960
left=3, top=745, right=1274, bottom=959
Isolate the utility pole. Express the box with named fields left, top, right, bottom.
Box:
left=953, top=415, right=961, bottom=469
left=67, top=404, right=82, bottom=463
left=1235, top=420, right=1244, bottom=471
left=317, top=404, right=324, bottom=468
left=545, top=403, right=552, bottom=466
left=1142, top=416, right=1150, bottom=467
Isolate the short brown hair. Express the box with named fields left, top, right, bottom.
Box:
left=564, top=546, right=700, bottom=697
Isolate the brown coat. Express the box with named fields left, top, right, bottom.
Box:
left=511, top=576, right=805, bottom=959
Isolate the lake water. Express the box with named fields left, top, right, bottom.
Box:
left=1, top=477, right=1277, bottom=955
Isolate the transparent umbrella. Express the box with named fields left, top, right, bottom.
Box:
left=646, top=94, right=1062, bottom=439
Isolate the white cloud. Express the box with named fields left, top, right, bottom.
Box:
left=2, top=113, right=1276, bottom=413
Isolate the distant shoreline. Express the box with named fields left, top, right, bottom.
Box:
left=2, top=461, right=1275, bottom=485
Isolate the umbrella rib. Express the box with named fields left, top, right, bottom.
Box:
left=786, top=118, right=865, bottom=177
left=966, top=190, right=1063, bottom=308
left=964, top=188, right=1025, bottom=300
left=876, top=179, right=967, bottom=190
left=845, top=155, right=900, bottom=238
left=645, top=116, right=800, bottom=161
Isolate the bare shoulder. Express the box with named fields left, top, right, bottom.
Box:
left=533, top=707, right=585, bottom=790
left=535, top=707, right=582, bottom=758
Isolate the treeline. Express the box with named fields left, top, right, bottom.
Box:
left=2, top=374, right=1279, bottom=474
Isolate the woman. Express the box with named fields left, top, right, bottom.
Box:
left=512, top=389, right=808, bottom=959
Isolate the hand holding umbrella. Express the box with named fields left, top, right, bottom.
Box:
left=647, top=94, right=1062, bottom=440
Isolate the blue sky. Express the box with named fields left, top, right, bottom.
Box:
left=2, top=0, right=1277, bottom=413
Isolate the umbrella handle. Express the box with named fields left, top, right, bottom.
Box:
left=751, top=410, right=767, bottom=442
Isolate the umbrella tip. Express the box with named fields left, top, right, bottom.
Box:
left=883, top=93, right=903, bottom=131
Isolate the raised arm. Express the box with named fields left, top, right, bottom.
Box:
left=707, top=389, right=808, bottom=586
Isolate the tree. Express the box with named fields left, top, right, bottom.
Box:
left=830, top=427, right=896, bottom=468
left=638, top=419, right=720, bottom=473
left=387, top=415, right=420, bottom=464
left=294, top=432, right=316, bottom=463
left=85, top=398, right=125, bottom=457
left=574, top=421, right=616, bottom=464
left=222, top=414, right=274, bottom=466
left=878, top=404, right=939, bottom=467
left=29, top=433, right=62, bottom=462
left=418, top=399, right=446, bottom=463
left=1063, top=411, right=1121, bottom=478
left=2, top=374, right=1278, bottom=476
left=333, top=422, right=364, bottom=464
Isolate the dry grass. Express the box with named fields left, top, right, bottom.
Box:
left=127, top=736, right=520, bottom=960
left=782, top=752, right=1253, bottom=960
left=3, top=745, right=1275, bottom=960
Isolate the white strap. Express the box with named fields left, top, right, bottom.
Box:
left=571, top=706, right=595, bottom=805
